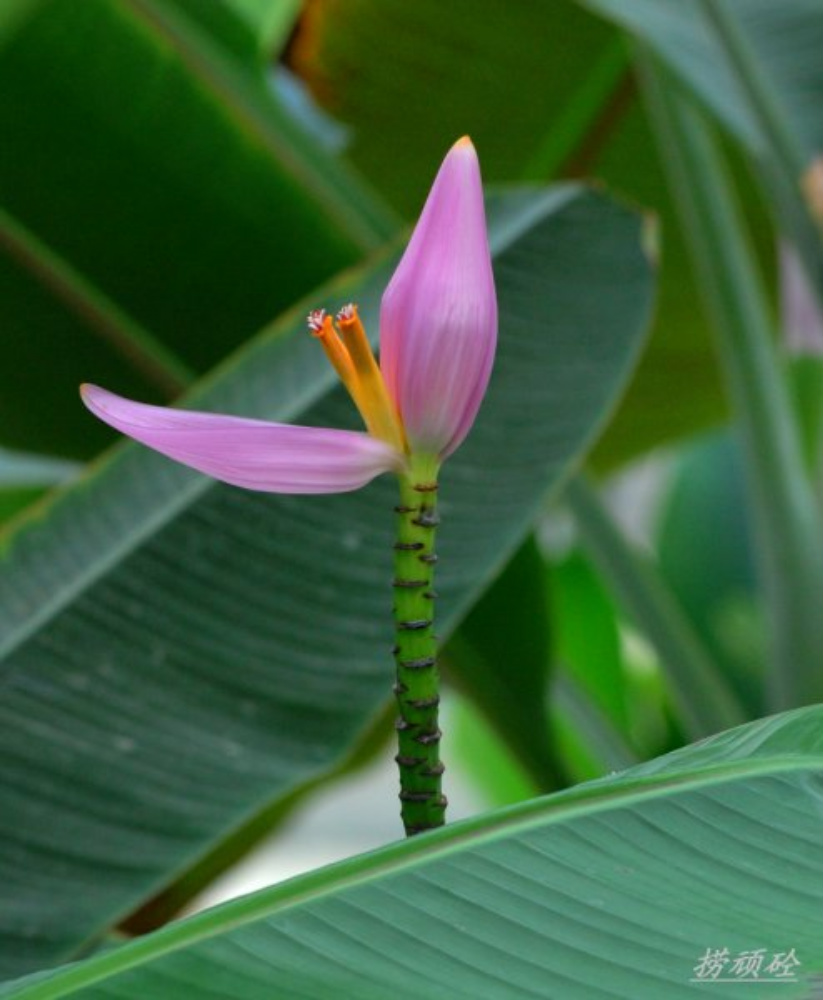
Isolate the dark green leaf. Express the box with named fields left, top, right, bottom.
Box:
left=0, top=0, right=393, bottom=457
left=167, top=0, right=301, bottom=60
left=288, top=0, right=621, bottom=215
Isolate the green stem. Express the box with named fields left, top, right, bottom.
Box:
left=392, top=462, right=446, bottom=836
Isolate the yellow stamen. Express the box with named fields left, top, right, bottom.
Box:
left=308, top=309, right=358, bottom=399
left=337, top=304, right=406, bottom=451
left=308, top=304, right=406, bottom=453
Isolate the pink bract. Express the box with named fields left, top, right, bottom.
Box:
left=380, top=137, right=497, bottom=459
left=81, top=385, right=400, bottom=494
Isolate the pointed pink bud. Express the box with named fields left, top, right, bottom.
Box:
left=380, top=137, right=497, bottom=459
left=81, top=385, right=400, bottom=494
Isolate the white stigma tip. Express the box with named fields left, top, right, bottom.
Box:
left=337, top=303, right=357, bottom=323
left=307, top=309, right=326, bottom=332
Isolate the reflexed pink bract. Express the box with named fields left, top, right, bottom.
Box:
left=81, top=385, right=399, bottom=494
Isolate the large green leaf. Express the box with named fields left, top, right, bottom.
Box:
left=0, top=0, right=393, bottom=458
left=2, top=706, right=821, bottom=998
left=0, top=186, right=653, bottom=977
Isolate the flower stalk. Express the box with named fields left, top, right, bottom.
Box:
left=392, top=459, right=446, bottom=835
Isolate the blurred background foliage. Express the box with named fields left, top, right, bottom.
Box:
left=1, top=0, right=823, bottom=985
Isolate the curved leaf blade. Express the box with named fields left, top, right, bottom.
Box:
left=2, top=706, right=821, bottom=998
